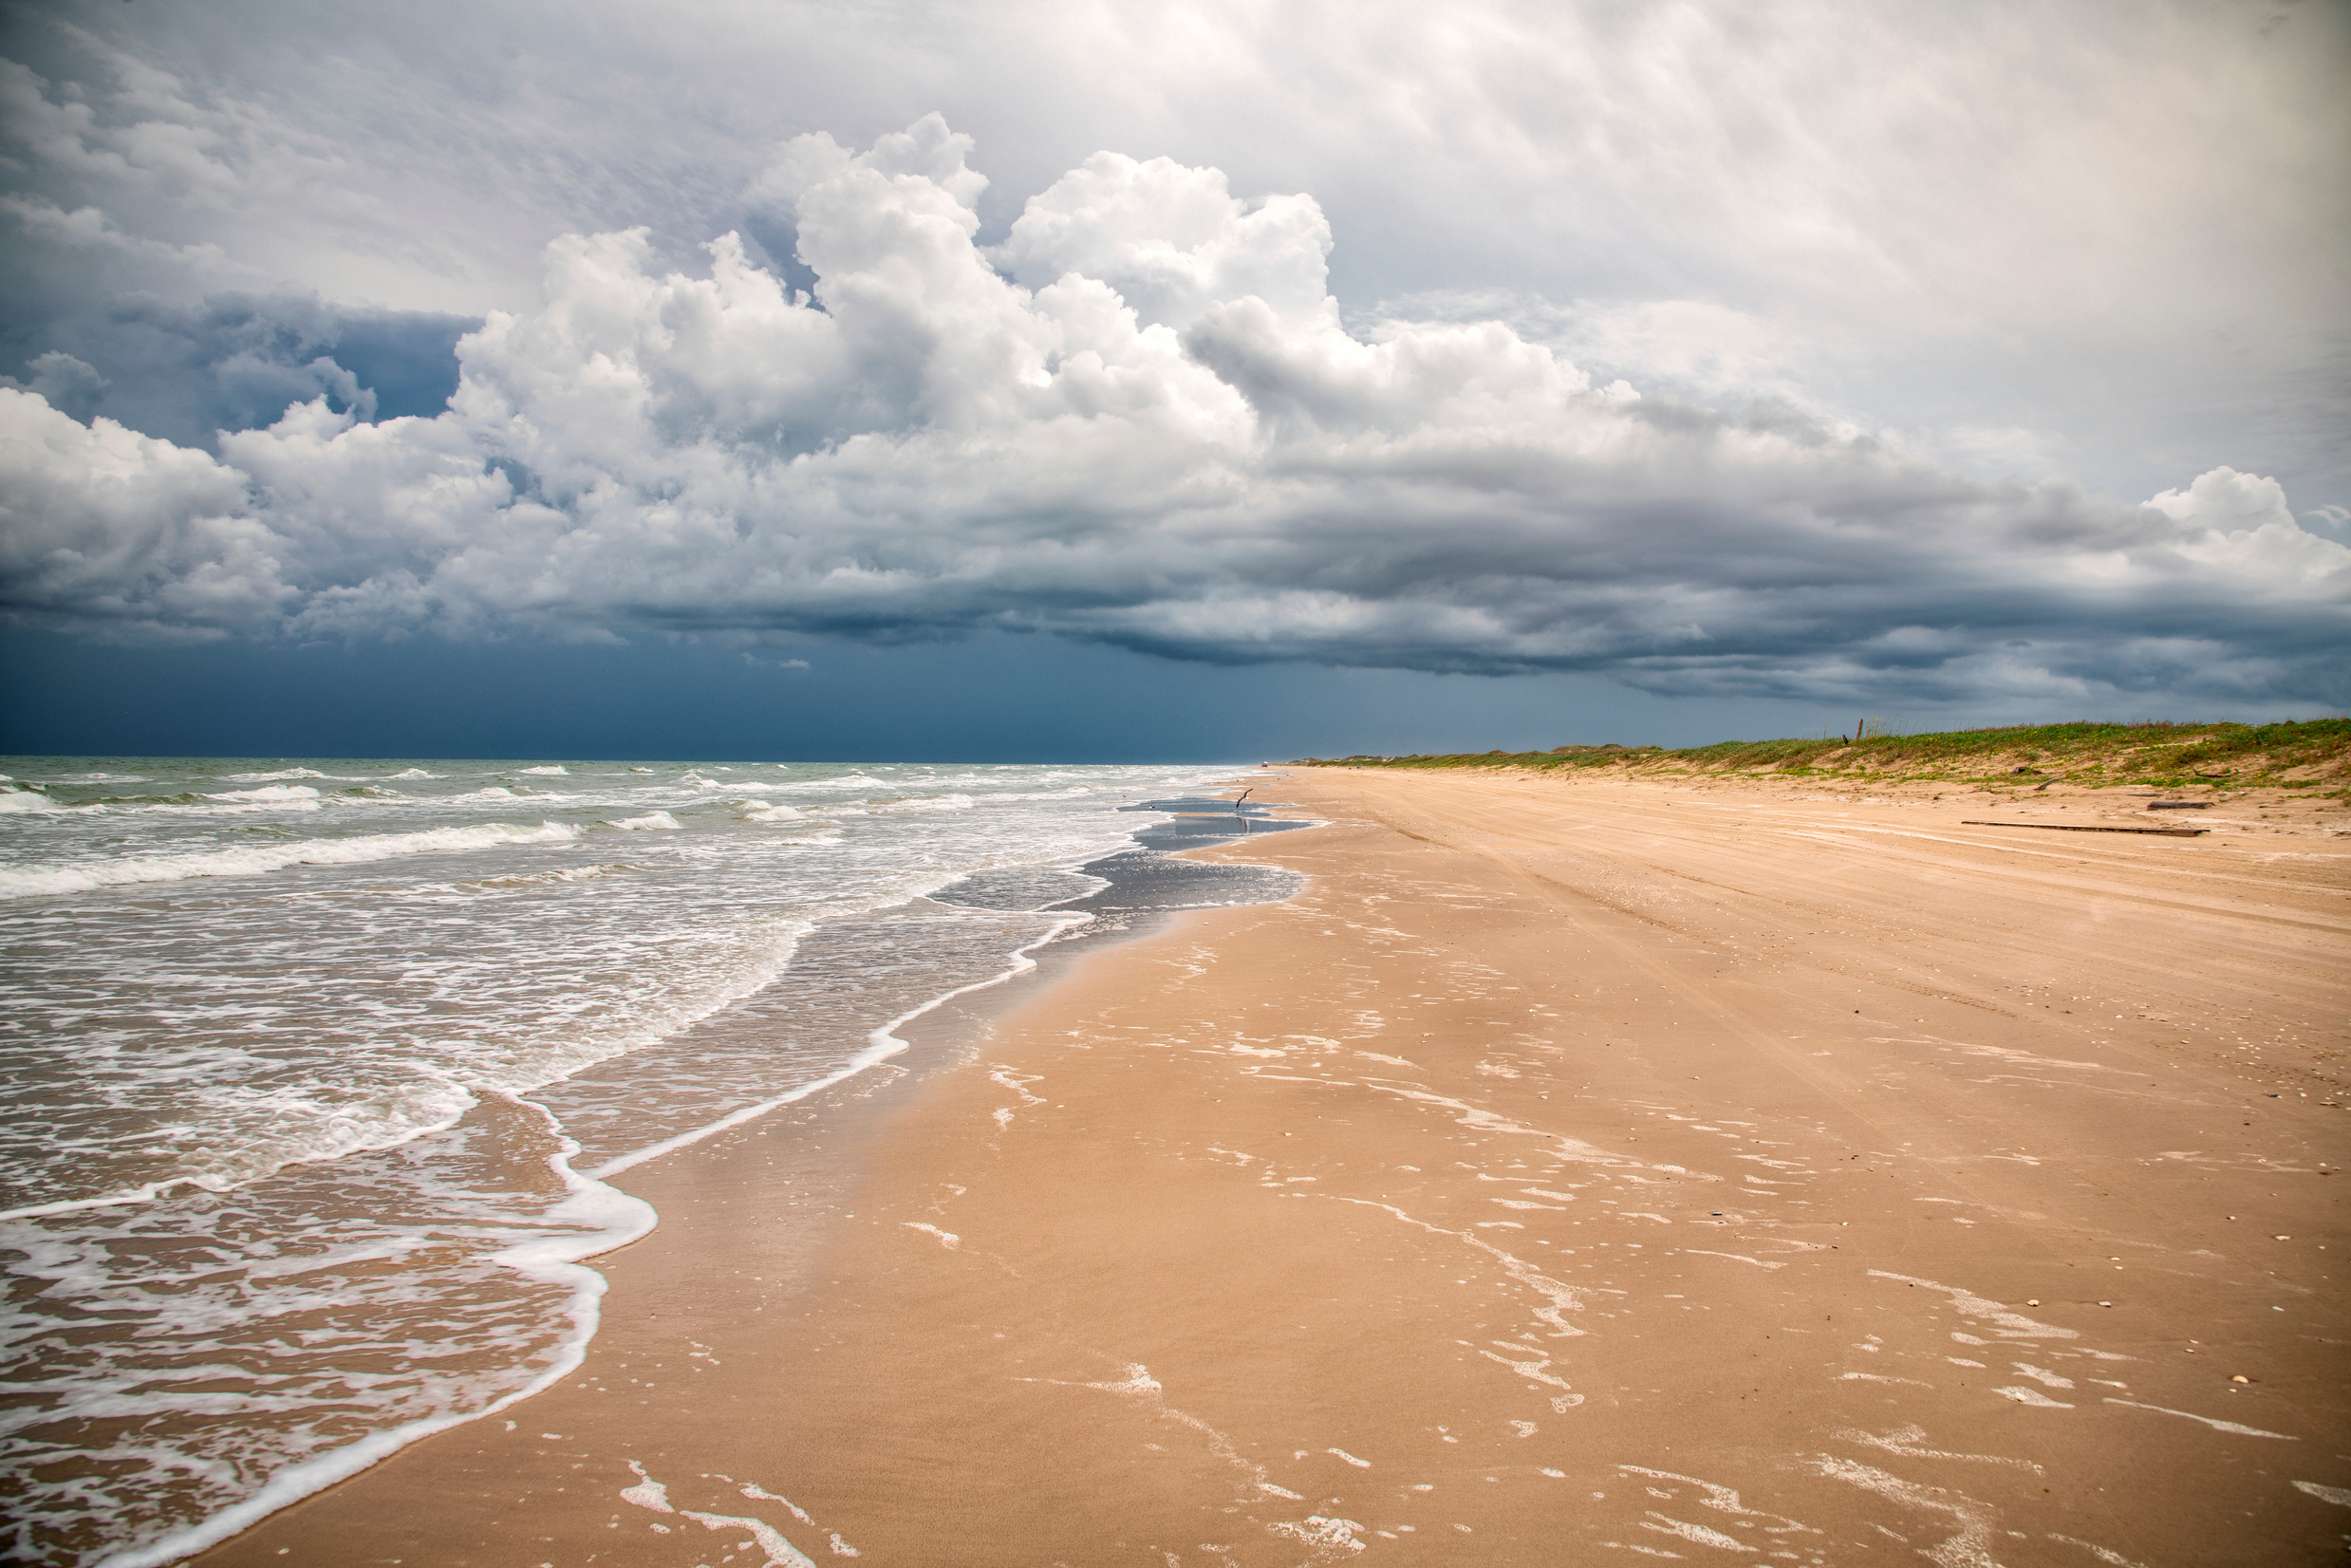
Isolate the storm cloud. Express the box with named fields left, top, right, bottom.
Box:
left=3, top=4, right=2346, bottom=719
left=3, top=115, right=2342, bottom=705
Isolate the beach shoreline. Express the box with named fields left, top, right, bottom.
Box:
left=162, top=779, right=1306, bottom=1568
left=192, top=767, right=2347, bottom=1566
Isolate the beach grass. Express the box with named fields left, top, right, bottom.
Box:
left=1296, top=717, right=2351, bottom=790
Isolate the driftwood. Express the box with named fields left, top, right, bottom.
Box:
left=1961, top=820, right=2207, bottom=837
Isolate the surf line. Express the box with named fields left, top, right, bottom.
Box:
left=588, top=909, right=1094, bottom=1180
left=97, top=908, right=1098, bottom=1568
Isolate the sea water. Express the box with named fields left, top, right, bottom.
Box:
left=0, top=756, right=1282, bottom=1566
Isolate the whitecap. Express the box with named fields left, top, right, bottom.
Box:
left=105, top=796, right=326, bottom=817
left=517, top=765, right=569, bottom=776
left=0, top=821, right=581, bottom=900
left=604, top=812, right=684, bottom=832
left=466, top=863, right=635, bottom=889
left=868, top=794, right=976, bottom=814
left=203, top=785, right=323, bottom=805
left=222, top=768, right=332, bottom=782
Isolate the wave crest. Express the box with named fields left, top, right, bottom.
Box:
left=0, top=821, right=582, bottom=900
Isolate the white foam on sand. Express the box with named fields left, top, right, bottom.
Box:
left=2102, top=1399, right=2295, bottom=1440
left=1809, top=1456, right=2003, bottom=1568
left=91, top=1099, right=656, bottom=1568
left=1831, top=1424, right=2043, bottom=1473
left=1867, top=1271, right=2079, bottom=1339
left=11, top=760, right=1260, bottom=1562
left=588, top=911, right=1091, bottom=1183
left=623, top=1462, right=819, bottom=1566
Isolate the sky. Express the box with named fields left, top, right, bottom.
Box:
left=1, top=0, right=2345, bottom=760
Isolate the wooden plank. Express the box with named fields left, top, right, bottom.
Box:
left=1961, top=819, right=2207, bottom=837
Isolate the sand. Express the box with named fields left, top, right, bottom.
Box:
left=196, top=767, right=2349, bottom=1567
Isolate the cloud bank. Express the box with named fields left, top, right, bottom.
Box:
left=3, top=117, right=2344, bottom=705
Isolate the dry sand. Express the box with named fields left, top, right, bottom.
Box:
left=199, top=768, right=2349, bottom=1567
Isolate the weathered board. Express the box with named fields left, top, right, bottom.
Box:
left=1960, top=820, right=2208, bottom=837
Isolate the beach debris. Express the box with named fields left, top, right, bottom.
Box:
left=1960, top=819, right=2207, bottom=836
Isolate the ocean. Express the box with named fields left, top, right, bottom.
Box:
left=0, top=756, right=1297, bottom=1567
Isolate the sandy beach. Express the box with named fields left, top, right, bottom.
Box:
left=196, top=766, right=2349, bottom=1567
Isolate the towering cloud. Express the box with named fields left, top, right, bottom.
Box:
left=2, top=117, right=2343, bottom=704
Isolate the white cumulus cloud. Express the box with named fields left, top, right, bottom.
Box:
left=3, top=118, right=2344, bottom=705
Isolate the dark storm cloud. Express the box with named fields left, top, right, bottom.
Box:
left=2, top=121, right=2342, bottom=709
left=2, top=5, right=2346, bottom=715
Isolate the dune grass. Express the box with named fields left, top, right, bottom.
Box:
left=1297, top=719, right=2351, bottom=789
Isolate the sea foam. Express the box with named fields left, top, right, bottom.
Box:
left=0, top=821, right=579, bottom=900
left=0, top=754, right=1257, bottom=1565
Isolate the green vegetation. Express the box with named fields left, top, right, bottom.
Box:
left=1297, top=719, right=2351, bottom=789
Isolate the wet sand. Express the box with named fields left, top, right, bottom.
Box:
left=198, top=767, right=2349, bottom=1567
